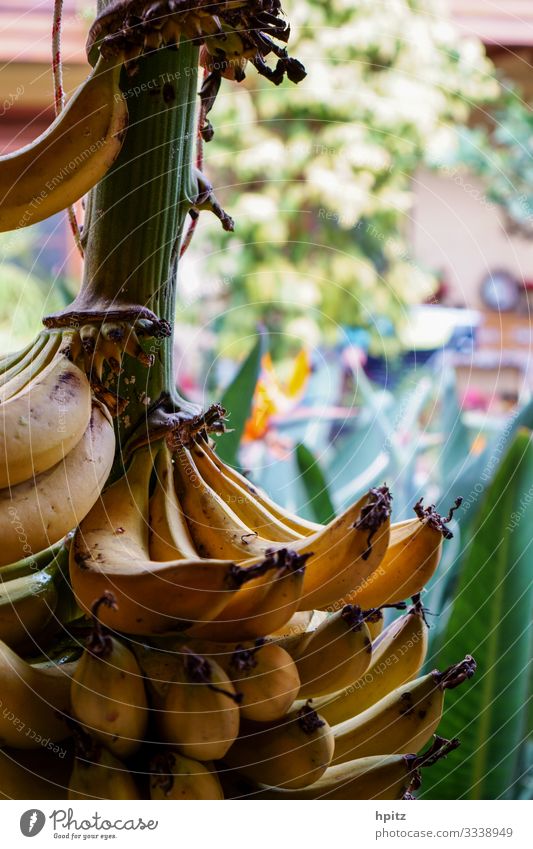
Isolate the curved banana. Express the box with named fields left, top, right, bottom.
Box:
left=0, top=333, right=59, bottom=403
left=148, top=442, right=198, bottom=560
left=190, top=441, right=304, bottom=543
left=332, top=656, right=476, bottom=764
left=0, top=640, right=74, bottom=748
left=153, top=650, right=241, bottom=761
left=173, top=445, right=278, bottom=559
left=150, top=751, right=224, bottom=800
left=0, top=351, right=92, bottom=488
left=257, top=754, right=416, bottom=800
left=0, top=539, right=64, bottom=582
left=0, top=402, right=115, bottom=567
left=201, top=440, right=321, bottom=536
left=71, top=595, right=148, bottom=758
left=0, top=559, right=59, bottom=648
left=291, top=605, right=372, bottom=699
left=313, top=601, right=429, bottom=725
left=69, top=446, right=282, bottom=634
left=0, top=54, right=127, bottom=233
left=224, top=701, right=334, bottom=789
left=347, top=514, right=444, bottom=608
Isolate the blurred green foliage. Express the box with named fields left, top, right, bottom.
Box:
left=182, top=0, right=499, bottom=358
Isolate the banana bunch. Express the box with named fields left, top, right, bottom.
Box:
left=0, top=381, right=473, bottom=799
left=0, top=55, right=126, bottom=233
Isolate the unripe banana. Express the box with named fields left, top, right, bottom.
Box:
left=332, top=657, right=476, bottom=764
left=0, top=54, right=127, bottom=233
left=150, top=751, right=224, bottom=800
left=151, top=649, right=241, bottom=761
left=224, top=701, right=334, bottom=789
left=0, top=640, right=74, bottom=748
left=225, top=641, right=300, bottom=722
left=0, top=559, right=59, bottom=648
left=71, top=593, right=148, bottom=758
left=291, top=605, right=372, bottom=699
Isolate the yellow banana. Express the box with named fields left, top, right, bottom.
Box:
left=0, top=54, right=127, bottom=233
left=257, top=754, right=415, bottom=800
left=313, top=601, right=429, bottom=725
left=0, top=402, right=115, bottom=567
left=347, top=505, right=450, bottom=608
left=0, top=746, right=72, bottom=800
left=68, top=735, right=139, bottom=800
left=267, top=609, right=316, bottom=639
left=0, top=539, right=65, bottom=582
left=224, top=701, right=334, bottom=789
left=69, top=447, right=279, bottom=634
left=332, top=656, right=476, bottom=763
left=0, top=559, right=59, bottom=648
left=255, top=736, right=461, bottom=799
left=365, top=609, right=384, bottom=640
left=173, top=445, right=277, bottom=559
left=148, top=443, right=198, bottom=560
left=151, top=649, right=241, bottom=761
left=224, top=641, right=301, bottom=722
left=190, top=441, right=303, bottom=543
left=186, top=548, right=309, bottom=641
left=71, top=593, right=148, bottom=758
left=0, top=640, right=74, bottom=748
left=0, top=333, right=59, bottom=403
left=292, top=605, right=372, bottom=699
left=201, top=440, right=321, bottom=536
left=150, top=751, right=224, bottom=800
left=0, top=351, right=92, bottom=488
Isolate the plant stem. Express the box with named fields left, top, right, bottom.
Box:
left=59, top=39, right=199, bottom=453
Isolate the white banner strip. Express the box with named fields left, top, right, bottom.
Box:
left=2, top=800, right=530, bottom=848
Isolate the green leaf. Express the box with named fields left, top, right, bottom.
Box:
left=295, top=443, right=336, bottom=524
left=216, top=332, right=266, bottom=468
left=422, top=429, right=533, bottom=799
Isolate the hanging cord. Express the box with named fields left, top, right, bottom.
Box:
left=179, top=67, right=208, bottom=259
left=52, top=0, right=84, bottom=257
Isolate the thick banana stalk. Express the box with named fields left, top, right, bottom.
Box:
left=332, top=657, right=476, bottom=764
left=150, top=752, right=224, bottom=800
left=0, top=640, right=74, bottom=748
left=0, top=350, right=92, bottom=488
left=0, top=55, right=127, bottom=233
left=0, top=402, right=115, bottom=567
left=224, top=701, right=334, bottom=789
left=313, top=601, right=429, bottom=725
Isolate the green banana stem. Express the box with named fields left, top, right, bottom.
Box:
left=48, top=27, right=200, bottom=456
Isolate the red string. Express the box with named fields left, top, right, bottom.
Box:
left=52, top=0, right=84, bottom=257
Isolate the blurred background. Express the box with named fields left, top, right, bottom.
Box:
left=1, top=0, right=532, bottom=799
